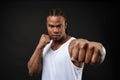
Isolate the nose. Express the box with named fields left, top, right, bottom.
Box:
left=53, top=27, right=59, bottom=33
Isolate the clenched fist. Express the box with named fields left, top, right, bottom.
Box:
left=37, top=34, right=51, bottom=49
left=69, top=39, right=106, bottom=67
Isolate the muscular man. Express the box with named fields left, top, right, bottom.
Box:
left=27, top=8, right=106, bottom=80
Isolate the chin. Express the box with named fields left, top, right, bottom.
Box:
left=52, top=38, right=61, bottom=41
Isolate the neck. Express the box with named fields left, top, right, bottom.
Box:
left=53, top=34, right=70, bottom=44
left=51, top=34, right=71, bottom=50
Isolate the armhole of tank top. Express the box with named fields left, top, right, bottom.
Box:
left=71, top=62, right=84, bottom=69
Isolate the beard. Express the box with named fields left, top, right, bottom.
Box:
left=50, top=35, right=62, bottom=42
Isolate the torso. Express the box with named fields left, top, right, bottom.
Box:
left=42, top=37, right=84, bottom=80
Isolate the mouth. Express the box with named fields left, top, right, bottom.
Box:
left=52, top=35, right=59, bottom=37
left=51, top=35, right=60, bottom=39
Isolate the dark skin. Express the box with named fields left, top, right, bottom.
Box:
left=27, top=16, right=106, bottom=76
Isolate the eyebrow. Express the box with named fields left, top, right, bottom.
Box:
left=48, top=24, right=62, bottom=27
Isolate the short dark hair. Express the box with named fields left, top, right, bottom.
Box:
left=48, top=8, right=67, bottom=21
left=49, top=8, right=65, bottom=16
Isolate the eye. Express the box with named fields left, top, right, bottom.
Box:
left=48, top=24, right=54, bottom=28
left=57, top=24, right=62, bottom=28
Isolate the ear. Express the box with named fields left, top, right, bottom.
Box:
left=65, top=21, right=67, bottom=29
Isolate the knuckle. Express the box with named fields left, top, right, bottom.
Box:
left=78, top=58, right=84, bottom=62
left=91, top=59, right=97, bottom=64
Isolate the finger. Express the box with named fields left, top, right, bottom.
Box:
left=85, top=47, right=94, bottom=64
left=44, top=35, right=51, bottom=43
left=46, top=37, right=51, bottom=43
left=91, top=49, right=100, bottom=64
left=69, top=48, right=72, bottom=58
left=68, top=45, right=73, bottom=57
left=78, top=45, right=86, bottom=62
left=71, top=46, right=84, bottom=67
left=71, top=45, right=79, bottom=62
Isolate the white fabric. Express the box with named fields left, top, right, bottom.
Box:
left=42, top=37, right=84, bottom=80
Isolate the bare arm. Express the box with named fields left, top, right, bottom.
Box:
left=27, top=34, right=50, bottom=76
left=27, top=47, right=43, bottom=76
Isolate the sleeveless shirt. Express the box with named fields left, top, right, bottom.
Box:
left=42, top=37, right=84, bottom=80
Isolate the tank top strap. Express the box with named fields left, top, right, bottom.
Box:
left=65, top=37, right=76, bottom=46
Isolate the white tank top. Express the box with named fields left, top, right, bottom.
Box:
left=42, top=37, right=84, bottom=80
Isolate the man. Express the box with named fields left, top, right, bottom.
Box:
left=27, top=8, right=106, bottom=80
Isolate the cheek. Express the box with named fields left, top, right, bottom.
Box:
left=62, top=27, right=66, bottom=33
left=47, top=28, right=52, bottom=34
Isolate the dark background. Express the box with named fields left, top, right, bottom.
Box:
left=1, top=1, right=117, bottom=80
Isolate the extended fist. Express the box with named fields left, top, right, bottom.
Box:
left=69, top=39, right=106, bottom=67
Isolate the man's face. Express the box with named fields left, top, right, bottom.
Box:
left=46, top=16, right=67, bottom=41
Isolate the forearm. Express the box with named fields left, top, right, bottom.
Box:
left=27, top=47, right=43, bottom=76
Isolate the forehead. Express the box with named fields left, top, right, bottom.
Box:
left=47, top=16, right=65, bottom=23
